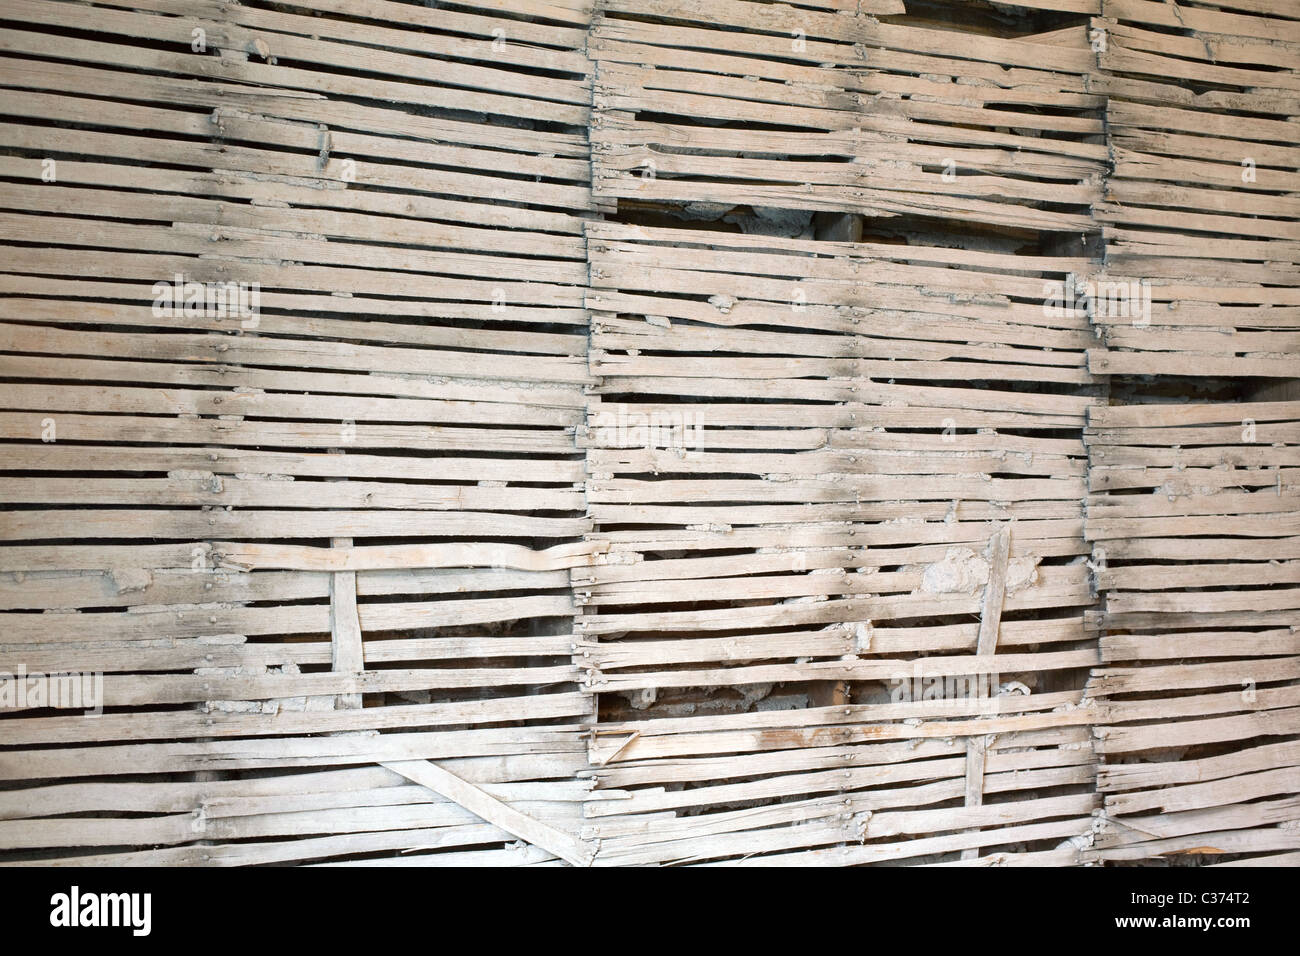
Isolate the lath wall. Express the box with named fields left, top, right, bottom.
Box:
left=0, top=0, right=602, bottom=866
left=0, top=0, right=1296, bottom=867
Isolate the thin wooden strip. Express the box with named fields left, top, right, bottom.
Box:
left=383, top=760, right=592, bottom=866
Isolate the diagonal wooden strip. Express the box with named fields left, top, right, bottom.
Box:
left=963, top=525, right=1012, bottom=859
left=976, top=526, right=1012, bottom=657
left=382, top=759, right=594, bottom=867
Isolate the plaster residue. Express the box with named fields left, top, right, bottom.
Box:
left=920, top=547, right=1040, bottom=594
left=1005, top=556, right=1041, bottom=593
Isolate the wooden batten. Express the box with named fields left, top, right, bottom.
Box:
left=0, top=0, right=1294, bottom=868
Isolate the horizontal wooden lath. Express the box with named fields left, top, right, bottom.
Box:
left=0, top=0, right=1296, bottom=868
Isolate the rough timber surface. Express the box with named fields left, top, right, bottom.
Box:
left=1084, top=401, right=1300, bottom=863
left=0, top=0, right=1297, bottom=867
left=0, top=0, right=601, bottom=867
left=1089, top=0, right=1300, bottom=377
